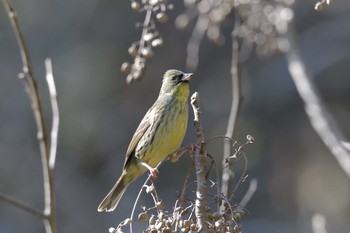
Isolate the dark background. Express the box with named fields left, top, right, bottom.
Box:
left=1, top=1, right=350, bottom=232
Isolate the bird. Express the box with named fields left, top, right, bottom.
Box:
left=97, top=69, right=192, bottom=212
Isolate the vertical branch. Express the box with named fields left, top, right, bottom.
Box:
left=44, top=58, right=58, bottom=233
left=190, top=92, right=208, bottom=232
left=45, top=58, right=59, bottom=170
left=2, top=1, right=58, bottom=233
left=221, top=15, right=242, bottom=202
left=283, top=22, right=350, bottom=179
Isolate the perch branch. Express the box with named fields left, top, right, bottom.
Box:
left=190, top=92, right=208, bottom=231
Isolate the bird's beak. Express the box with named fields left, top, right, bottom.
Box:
left=181, top=73, right=193, bottom=82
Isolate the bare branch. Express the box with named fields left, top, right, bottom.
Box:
left=0, top=192, right=46, bottom=219
left=190, top=92, right=208, bottom=232
left=45, top=58, right=59, bottom=169
left=221, top=16, right=242, bottom=206
left=2, top=1, right=57, bottom=233
left=283, top=22, right=350, bottom=179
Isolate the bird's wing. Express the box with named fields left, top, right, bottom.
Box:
left=123, top=106, right=154, bottom=169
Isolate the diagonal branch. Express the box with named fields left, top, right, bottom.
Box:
left=283, top=22, right=350, bottom=179
left=0, top=192, right=46, bottom=219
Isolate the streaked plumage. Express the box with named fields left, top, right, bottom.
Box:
left=97, top=69, right=192, bottom=212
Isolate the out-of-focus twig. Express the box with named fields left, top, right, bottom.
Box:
left=237, top=179, right=257, bottom=211
left=2, top=1, right=58, bottom=233
left=45, top=58, right=59, bottom=170
left=312, top=213, right=328, bottom=233
left=282, top=21, right=350, bottom=179
left=221, top=16, right=242, bottom=206
left=190, top=92, right=208, bottom=232
left=186, top=16, right=209, bottom=70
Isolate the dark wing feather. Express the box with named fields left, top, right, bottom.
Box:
left=123, top=106, right=154, bottom=169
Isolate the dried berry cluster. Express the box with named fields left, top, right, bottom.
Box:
left=121, top=0, right=174, bottom=84
left=176, top=0, right=295, bottom=57
left=110, top=195, right=245, bottom=233
left=176, top=0, right=233, bottom=45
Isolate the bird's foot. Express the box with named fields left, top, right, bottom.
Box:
left=140, top=162, right=159, bottom=179
left=187, top=143, right=201, bottom=154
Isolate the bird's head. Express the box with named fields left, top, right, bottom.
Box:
left=159, top=69, right=192, bottom=98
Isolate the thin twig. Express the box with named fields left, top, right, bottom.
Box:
left=283, top=22, right=350, bottom=179
left=179, top=162, right=195, bottom=206
left=221, top=15, right=242, bottom=208
left=2, top=1, right=57, bottom=233
left=129, top=173, right=154, bottom=233
left=0, top=192, right=46, bottom=219
left=45, top=58, right=59, bottom=170
left=237, top=179, right=257, bottom=211
left=190, top=92, right=208, bottom=231
left=231, top=149, right=249, bottom=197
left=206, top=153, right=221, bottom=210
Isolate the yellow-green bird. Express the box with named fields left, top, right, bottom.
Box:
left=98, top=69, right=192, bottom=212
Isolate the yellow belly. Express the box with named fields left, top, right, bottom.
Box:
left=145, top=105, right=188, bottom=167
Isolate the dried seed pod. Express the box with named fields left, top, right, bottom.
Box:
left=315, top=2, right=323, bottom=11
left=246, top=135, right=255, bottom=143
left=126, top=73, right=134, bottom=84
left=121, top=62, right=131, bottom=73
left=156, top=201, right=165, bottom=210
left=132, top=70, right=142, bottom=80
left=143, top=33, right=154, bottom=42
left=131, top=1, right=141, bottom=11
left=149, top=215, right=156, bottom=225
left=180, top=227, right=189, bottom=233
left=156, top=12, right=168, bottom=23
left=212, top=212, right=221, bottom=221
left=151, top=38, right=163, bottom=47
left=128, top=44, right=138, bottom=57
left=141, top=48, right=154, bottom=59
left=233, top=224, right=242, bottom=233
left=138, top=211, right=148, bottom=221
left=183, top=219, right=191, bottom=228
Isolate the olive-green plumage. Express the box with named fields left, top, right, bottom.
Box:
left=97, top=69, right=192, bottom=212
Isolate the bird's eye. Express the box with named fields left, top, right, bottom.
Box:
left=172, top=74, right=183, bottom=82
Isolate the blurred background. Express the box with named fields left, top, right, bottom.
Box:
left=1, top=0, right=350, bottom=232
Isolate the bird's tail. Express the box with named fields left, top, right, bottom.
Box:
left=97, top=174, right=128, bottom=212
